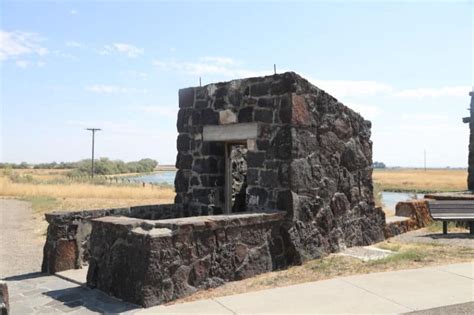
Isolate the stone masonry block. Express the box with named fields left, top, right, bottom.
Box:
left=179, top=88, right=194, bottom=108
left=219, top=109, right=237, bottom=125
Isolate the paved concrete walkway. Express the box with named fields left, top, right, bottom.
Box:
left=5, top=272, right=139, bottom=314
left=142, top=262, right=473, bottom=314
left=5, top=262, right=472, bottom=314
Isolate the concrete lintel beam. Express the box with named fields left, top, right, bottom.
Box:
left=203, top=123, right=258, bottom=142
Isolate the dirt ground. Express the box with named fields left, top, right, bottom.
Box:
left=0, top=199, right=44, bottom=279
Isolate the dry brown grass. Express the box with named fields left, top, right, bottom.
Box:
left=172, top=240, right=473, bottom=305
left=0, top=176, right=175, bottom=214
left=373, top=168, right=466, bottom=193
left=10, top=169, right=69, bottom=181
left=0, top=177, right=174, bottom=200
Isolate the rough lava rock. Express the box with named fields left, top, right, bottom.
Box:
left=84, top=72, right=386, bottom=307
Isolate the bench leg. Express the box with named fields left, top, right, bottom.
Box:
left=443, top=221, right=448, bottom=235
left=470, top=222, right=474, bottom=235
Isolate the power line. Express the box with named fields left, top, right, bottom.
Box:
left=85, top=128, right=101, bottom=178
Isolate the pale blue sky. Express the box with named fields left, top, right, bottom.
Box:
left=1, top=0, right=472, bottom=167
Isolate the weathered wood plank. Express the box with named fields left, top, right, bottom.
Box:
left=430, top=207, right=474, bottom=212
left=431, top=214, right=474, bottom=217
left=432, top=217, right=474, bottom=220
left=430, top=206, right=474, bottom=210
left=428, top=201, right=474, bottom=205
left=427, top=199, right=474, bottom=221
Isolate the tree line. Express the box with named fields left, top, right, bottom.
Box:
left=0, top=158, right=159, bottom=175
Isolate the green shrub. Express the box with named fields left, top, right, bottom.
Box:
left=73, top=158, right=158, bottom=176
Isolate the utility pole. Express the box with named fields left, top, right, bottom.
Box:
left=86, top=128, right=101, bottom=178
left=424, top=149, right=427, bottom=171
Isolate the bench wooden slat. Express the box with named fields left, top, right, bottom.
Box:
left=431, top=212, right=474, bottom=215
left=426, top=200, right=474, bottom=234
left=430, top=206, right=474, bottom=209
left=431, top=212, right=474, bottom=218
left=431, top=209, right=474, bottom=213
left=432, top=217, right=474, bottom=221
left=428, top=202, right=474, bottom=217
left=427, top=199, right=474, bottom=203
left=432, top=214, right=474, bottom=217
left=428, top=201, right=474, bottom=206
left=428, top=210, right=474, bottom=213
left=431, top=212, right=474, bottom=217
left=430, top=209, right=474, bottom=213
left=431, top=210, right=474, bottom=214
left=429, top=203, right=474, bottom=207
left=426, top=201, right=474, bottom=203
left=433, top=215, right=474, bottom=217
left=429, top=204, right=474, bottom=209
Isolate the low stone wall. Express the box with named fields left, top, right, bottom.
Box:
left=82, top=201, right=431, bottom=307
left=384, top=200, right=432, bottom=238
left=86, top=212, right=287, bottom=307
left=0, top=281, right=8, bottom=315
left=41, top=204, right=180, bottom=274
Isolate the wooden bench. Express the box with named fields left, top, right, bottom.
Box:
left=427, top=200, right=474, bottom=234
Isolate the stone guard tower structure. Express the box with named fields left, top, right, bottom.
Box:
left=174, top=72, right=385, bottom=256
left=464, top=90, right=474, bottom=191
left=44, top=72, right=387, bottom=307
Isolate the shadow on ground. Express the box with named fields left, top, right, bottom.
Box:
left=404, top=301, right=474, bottom=315
left=5, top=271, right=140, bottom=314
left=421, top=233, right=474, bottom=240
left=43, top=286, right=139, bottom=313
left=2, top=272, right=45, bottom=281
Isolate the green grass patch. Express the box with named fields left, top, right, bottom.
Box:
left=20, top=195, right=59, bottom=213
left=305, top=255, right=362, bottom=276
left=306, top=257, right=337, bottom=275
left=426, top=221, right=459, bottom=233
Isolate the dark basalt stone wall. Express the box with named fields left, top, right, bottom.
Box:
left=175, top=72, right=385, bottom=261
left=384, top=200, right=432, bottom=238
left=468, top=91, right=474, bottom=191
left=87, top=213, right=287, bottom=307
left=175, top=73, right=332, bottom=215
left=41, top=204, right=180, bottom=274
left=72, top=72, right=385, bottom=307
left=0, top=281, right=8, bottom=315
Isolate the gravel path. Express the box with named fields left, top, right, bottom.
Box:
left=391, top=228, right=474, bottom=248
left=0, top=199, right=44, bottom=279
